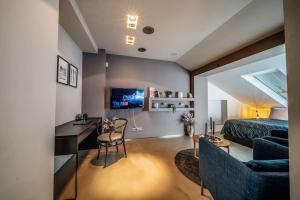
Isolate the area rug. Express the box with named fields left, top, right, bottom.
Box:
left=174, top=148, right=201, bottom=185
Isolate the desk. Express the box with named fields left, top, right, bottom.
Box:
left=55, top=118, right=101, bottom=199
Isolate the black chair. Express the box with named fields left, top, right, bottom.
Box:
left=97, top=118, right=128, bottom=168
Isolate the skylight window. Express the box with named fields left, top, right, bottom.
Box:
left=253, top=70, right=287, bottom=100
left=242, top=69, right=288, bottom=107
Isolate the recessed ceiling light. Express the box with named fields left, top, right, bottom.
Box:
left=138, top=48, right=146, bottom=52
left=127, top=14, right=138, bottom=29
left=143, top=26, right=154, bottom=34
left=126, top=35, right=135, bottom=45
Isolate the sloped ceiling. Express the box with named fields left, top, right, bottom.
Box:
left=75, top=0, right=251, bottom=61
left=207, top=51, right=286, bottom=108
left=177, top=0, right=284, bottom=70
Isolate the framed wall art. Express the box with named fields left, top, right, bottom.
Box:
left=57, top=55, right=69, bottom=85
left=69, top=64, right=78, bottom=88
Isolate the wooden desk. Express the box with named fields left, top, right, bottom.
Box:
left=55, top=118, right=101, bottom=199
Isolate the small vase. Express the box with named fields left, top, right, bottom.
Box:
left=184, top=124, right=194, bottom=136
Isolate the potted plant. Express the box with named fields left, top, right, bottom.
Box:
left=181, top=113, right=195, bottom=136
left=165, top=90, right=173, bottom=98
left=168, top=104, right=176, bottom=112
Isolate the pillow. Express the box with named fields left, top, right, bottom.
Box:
left=246, top=159, right=289, bottom=172
left=269, top=107, right=288, bottom=120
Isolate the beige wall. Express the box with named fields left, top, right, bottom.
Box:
left=284, top=0, right=300, bottom=199
left=56, top=24, right=82, bottom=126
left=0, top=0, right=59, bottom=199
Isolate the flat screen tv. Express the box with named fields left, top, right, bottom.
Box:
left=110, top=88, right=145, bottom=109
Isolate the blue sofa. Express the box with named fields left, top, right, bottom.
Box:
left=198, top=137, right=289, bottom=200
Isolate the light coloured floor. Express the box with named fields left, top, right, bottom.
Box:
left=59, top=136, right=252, bottom=200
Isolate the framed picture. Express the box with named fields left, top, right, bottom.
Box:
left=69, top=64, right=78, bottom=88
left=57, top=55, right=69, bottom=85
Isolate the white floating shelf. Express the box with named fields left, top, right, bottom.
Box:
left=149, top=108, right=195, bottom=112
left=149, top=97, right=195, bottom=101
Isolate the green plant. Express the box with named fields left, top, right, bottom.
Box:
left=168, top=104, right=176, bottom=112
left=165, top=90, right=173, bottom=97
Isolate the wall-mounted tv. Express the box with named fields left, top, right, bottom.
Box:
left=110, top=88, right=145, bottom=109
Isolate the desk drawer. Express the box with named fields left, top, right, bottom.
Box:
left=77, top=126, right=96, bottom=144
left=55, top=136, right=77, bottom=155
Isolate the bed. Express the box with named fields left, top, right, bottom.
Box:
left=221, top=118, right=288, bottom=147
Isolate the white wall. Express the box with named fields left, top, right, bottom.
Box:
left=194, top=76, right=208, bottom=134
left=208, top=82, right=243, bottom=120
left=56, top=24, right=82, bottom=126
left=0, top=1, right=58, bottom=199
left=284, top=0, right=300, bottom=199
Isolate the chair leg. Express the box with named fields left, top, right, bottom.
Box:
left=104, top=144, right=108, bottom=168
left=116, top=144, right=119, bottom=152
left=122, top=139, right=127, bottom=158
left=97, top=144, right=101, bottom=160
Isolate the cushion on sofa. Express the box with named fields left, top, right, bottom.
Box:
left=246, top=159, right=289, bottom=172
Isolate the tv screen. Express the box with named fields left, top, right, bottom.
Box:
left=110, top=88, right=145, bottom=109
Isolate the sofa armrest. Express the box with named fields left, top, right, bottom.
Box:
left=271, top=129, right=288, bottom=139
left=253, top=138, right=289, bottom=160
left=199, top=138, right=259, bottom=200
left=263, top=136, right=288, bottom=147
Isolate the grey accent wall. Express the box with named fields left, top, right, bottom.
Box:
left=56, top=24, right=82, bottom=126
left=82, top=49, right=106, bottom=117
left=0, top=0, right=58, bottom=199
left=106, top=54, right=190, bottom=139
left=284, top=0, right=300, bottom=199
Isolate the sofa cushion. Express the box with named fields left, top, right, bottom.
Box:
left=246, top=159, right=289, bottom=172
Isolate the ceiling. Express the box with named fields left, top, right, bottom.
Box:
left=60, top=0, right=284, bottom=71
left=178, top=0, right=284, bottom=70
left=207, top=50, right=286, bottom=108
left=75, top=0, right=251, bottom=62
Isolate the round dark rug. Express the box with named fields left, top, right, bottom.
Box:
left=175, top=148, right=201, bottom=185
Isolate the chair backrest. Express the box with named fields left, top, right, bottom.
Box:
left=113, top=118, right=128, bottom=137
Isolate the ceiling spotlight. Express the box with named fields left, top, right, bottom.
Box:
left=127, top=14, right=138, bottom=29
left=143, top=26, right=154, bottom=34
left=138, top=48, right=146, bottom=52
left=126, top=35, right=135, bottom=45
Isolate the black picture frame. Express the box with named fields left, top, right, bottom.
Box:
left=69, top=64, right=78, bottom=88
left=57, top=55, right=69, bottom=85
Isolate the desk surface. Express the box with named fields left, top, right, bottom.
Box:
left=55, top=118, right=101, bottom=137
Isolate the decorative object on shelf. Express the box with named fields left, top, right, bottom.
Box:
left=57, top=55, right=69, bottom=85
left=165, top=90, right=173, bottom=98
left=159, top=91, right=165, bottom=98
left=185, top=104, right=190, bottom=108
left=153, top=102, right=159, bottom=109
left=187, top=92, right=193, bottom=98
left=178, top=102, right=185, bottom=107
left=181, top=113, right=195, bottom=136
left=69, top=64, right=78, bottom=88
left=148, top=87, right=155, bottom=97
left=176, top=91, right=183, bottom=98
left=168, top=104, right=176, bottom=112
left=161, top=102, right=167, bottom=107
left=154, top=90, right=160, bottom=97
